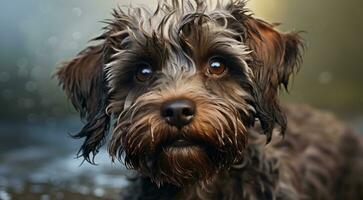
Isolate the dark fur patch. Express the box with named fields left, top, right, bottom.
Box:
left=56, top=1, right=363, bottom=199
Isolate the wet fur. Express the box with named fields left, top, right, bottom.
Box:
left=56, top=0, right=363, bottom=199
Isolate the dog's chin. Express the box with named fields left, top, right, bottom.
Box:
left=147, top=141, right=217, bottom=186
left=121, top=125, right=247, bottom=186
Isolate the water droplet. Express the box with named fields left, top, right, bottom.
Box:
left=94, top=188, right=105, bottom=197
left=72, top=7, right=82, bottom=17
left=25, top=81, right=38, bottom=92
left=16, top=58, right=29, bottom=68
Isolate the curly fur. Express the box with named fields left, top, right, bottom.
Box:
left=56, top=0, right=363, bottom=199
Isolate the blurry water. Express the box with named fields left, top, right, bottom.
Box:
left=0, top=119, right=131, bottom=200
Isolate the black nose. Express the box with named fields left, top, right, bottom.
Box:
left=161, top=99, right=196, bottom=128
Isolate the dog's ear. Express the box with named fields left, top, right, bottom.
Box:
left=243, top=18, right=303, bottom=90
left=242, top=17, right=304, bottom=141
left=226, top=1, right=304, bottom=141
left=56, top=44, right=110, bottom=163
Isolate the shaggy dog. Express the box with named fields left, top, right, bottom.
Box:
left=56, top=0, right=363, bottom=199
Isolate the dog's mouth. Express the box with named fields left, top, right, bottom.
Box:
left=169, top=139, right=195, bottom=148
left=162, top=131, right=203, bottom=149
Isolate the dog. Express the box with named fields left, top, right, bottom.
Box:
left=56, top=0, right=363, bottom=199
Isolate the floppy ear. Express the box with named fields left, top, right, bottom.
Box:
left=227, top=1, right=303, bottom=141
left=56, top=44, right=110, bottom=163
left=242, top=17, right=304, bottom=141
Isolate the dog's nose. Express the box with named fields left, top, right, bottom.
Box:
left=161, top=99, right=196, bottom=128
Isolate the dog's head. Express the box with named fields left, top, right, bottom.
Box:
left=57, top=0, right=303, bottom=186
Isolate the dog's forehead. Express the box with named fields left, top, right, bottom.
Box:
left=120, top=5, right=246, bottom=66
left=114, top=0, right=241, bottom=51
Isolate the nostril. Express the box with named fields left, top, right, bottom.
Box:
left=182, top=107, right=194, bottom=116
left=163, top=108, right=174, bottom=118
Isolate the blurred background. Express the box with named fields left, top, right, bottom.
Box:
left=0, top=0, right=362, bottom=199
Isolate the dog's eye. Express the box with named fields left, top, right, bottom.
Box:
left=207, top=57, right=226, bottom=76
left=135, top=64, right=153, bottom=82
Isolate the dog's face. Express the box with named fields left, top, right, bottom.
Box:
left=57, top=0, right=302, bottom=186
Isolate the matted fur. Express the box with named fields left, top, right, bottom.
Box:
left=56, top=0, right=363, bottom=199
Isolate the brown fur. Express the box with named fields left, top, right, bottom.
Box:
left=56, top=0, right=363, bottom=199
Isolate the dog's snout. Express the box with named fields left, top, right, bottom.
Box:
left=161, top=99, right=196, bottom=128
